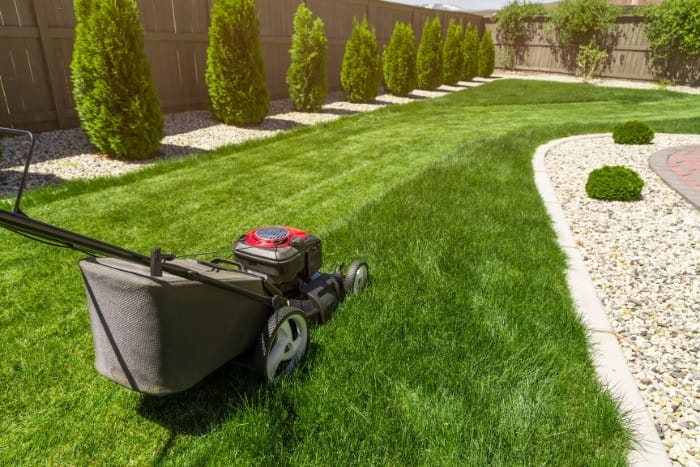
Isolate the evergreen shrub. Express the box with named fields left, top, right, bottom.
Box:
left=477, top=30, right=496, bottom=77
left=382, top=22, right=417, bottom=97
left=442, top=20, right=464, bottom=85
left=287, top=4, right=328, bottom=112
left=417, top=17, right=443, bottom=90
left=341, top=17, right=382, bottom=103
left=462, top=23, right=479, bottom=81
left=586, top=166, right=644, bottom=201
left=576, top=39, right=608, bottom=81
left=206, top=0, right=269, bottom=125
left=612, top=120, right=655, bottom=144
left=644, top=0, right=700, bottom=82
left=549, top=0, right=620, bottom=54
left=71, top=0, right=163, bottom=160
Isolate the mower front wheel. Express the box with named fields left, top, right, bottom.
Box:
left=344, top=260, right=369, bottom=295
left=254, top=307, right=309, bottom=384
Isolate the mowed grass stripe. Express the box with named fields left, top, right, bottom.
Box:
left=1, top=80, right=699, bottom=464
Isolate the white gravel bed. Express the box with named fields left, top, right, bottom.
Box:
left=501, top=70, right=700, bottom=95
left=545, top=134, right=700, bottom=466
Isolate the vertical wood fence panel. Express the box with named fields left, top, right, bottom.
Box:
left=368, top=0, right=414, bottom=47
left=1, top=1, right=674, bottom=133
left=485, top=17, right=666, bottom=83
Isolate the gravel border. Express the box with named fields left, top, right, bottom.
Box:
left=543, top=134, right=700, bottom=466
left=500, top=70, right=700, bottom=95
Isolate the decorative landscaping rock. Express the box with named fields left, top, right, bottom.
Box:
left=546, top=133, right=700, bottom=467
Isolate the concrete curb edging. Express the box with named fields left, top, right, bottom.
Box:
left=532, top=134, right=671, bottom=467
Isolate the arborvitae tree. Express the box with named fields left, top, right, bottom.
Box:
left=462, top=23, right=479, bottom=80
left=340, top=17, right=382, bottom=103
left=206, top=0, right=269, bottom=125
left=382, top=22, right=417, bottom=97
left=71, top=0, right=163, bottom=160
left=287, top=4, right=328, bottom=112
left=442, top=19, right=464, bottom=85
left=417, top=17, right=443, bottom=90
left=477, top=30, right=496, bottom=77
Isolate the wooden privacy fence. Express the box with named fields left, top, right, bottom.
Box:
left=484, top=16, right=661, bottom=83
left=0, top=0, right=483, bottom=131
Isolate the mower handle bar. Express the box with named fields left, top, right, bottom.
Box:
left=0, top=127, right=277, bottom=308
left=0, top=127, right=35, bottom=214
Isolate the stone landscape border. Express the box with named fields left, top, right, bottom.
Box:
left=533, top=135, right=671, bottom=467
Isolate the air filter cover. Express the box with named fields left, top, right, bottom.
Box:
left=244, top=226, right=308, bottom=248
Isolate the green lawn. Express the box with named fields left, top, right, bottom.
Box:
left=1, top=80, right=699, bottom=465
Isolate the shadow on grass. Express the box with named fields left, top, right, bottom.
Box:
left=137, top=343, right=321, bottom=461
left=321, top=107, right=362, bottom=117
left=0, top=170, right=66, bottom=198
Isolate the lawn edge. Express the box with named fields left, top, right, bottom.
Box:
left=532, top=134, right=671, bottom=467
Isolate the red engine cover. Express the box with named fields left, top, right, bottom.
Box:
left=243, top=226, right=308, bottom=249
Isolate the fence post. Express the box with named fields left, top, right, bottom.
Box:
left=31, top=0, right=69, bottom=129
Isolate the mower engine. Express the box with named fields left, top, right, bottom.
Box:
left=233, top=226, right=322, bottom=294
left=233, top=226, right=354, bottom=324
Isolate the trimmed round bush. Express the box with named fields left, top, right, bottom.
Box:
left=612, top=120, right=655, bottom=144
left=585, top=165, right=644, bottom=201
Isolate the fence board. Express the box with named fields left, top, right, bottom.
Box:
left=32, top=0, right=67, bottom=127
left=45, top=0, right=72, bottom=28
left=486, top=17, right=668, bottom=83
left=368, top=1, right=414, bottom=44
left=257, top=0, right=296, bottom=38
left=0, top=0, right=35, bottom=27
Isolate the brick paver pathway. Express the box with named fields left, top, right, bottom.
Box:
left=649, top=145, right=700, bottom=209
left=667, top=147, right=700, bottom=190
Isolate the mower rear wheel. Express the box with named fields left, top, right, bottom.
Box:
left=254, top=307, right=309, bottom=383
left=344, top=260, right=369, bottom=295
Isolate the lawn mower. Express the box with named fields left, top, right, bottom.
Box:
left=0, top=127, right=369, bottom=395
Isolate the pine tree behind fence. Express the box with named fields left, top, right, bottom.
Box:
left=417, top=17, right=443, bottom=90
left=287, top=4, right=328, bottom=112
left=443, top=19, right=464, bottom=85
left=478, top=30, right=496, bottom=78
left=462, top=23, right=479, bottom=81
left=71, top=0, right=163, bottom=160
left=341, top=17, right=382, bottom=103
left=382, top=22, right=417, bottom=97
left=206, top=0, right=269, bottom=125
